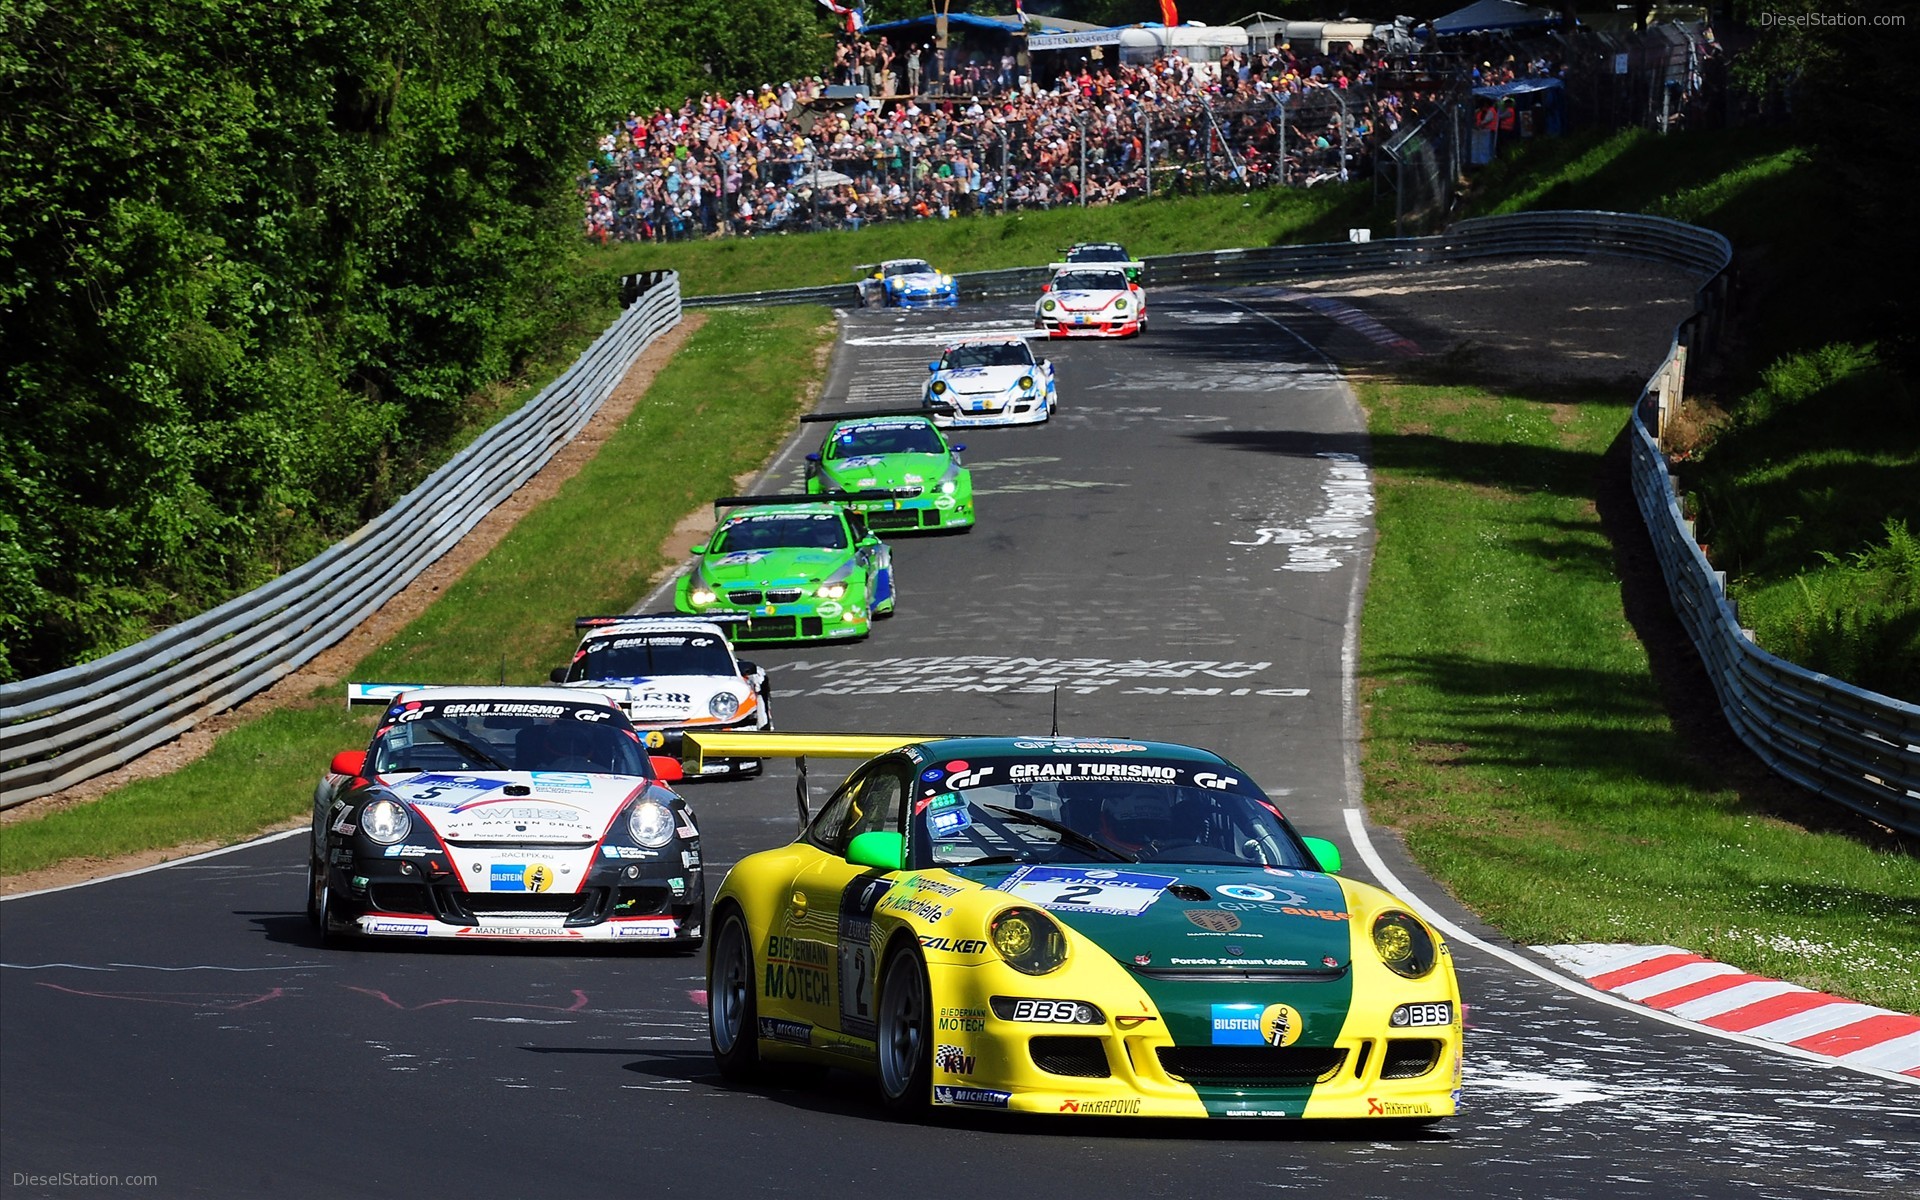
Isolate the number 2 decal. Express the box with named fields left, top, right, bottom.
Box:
left=1054, top=884, right=1101, bottom=905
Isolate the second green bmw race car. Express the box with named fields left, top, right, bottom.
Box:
left=674, top=495, right=896, bottom=644
left=803, top=409, right=974, bottom=534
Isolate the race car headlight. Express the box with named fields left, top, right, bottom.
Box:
left=816, top=581, right=847, bottom=599
left=989, top=907, right=1068, bottom=976
left=930, top=380, right=947, bottom=395
left=361, top=799, right=412, bottom=845
left=627, top=800, right=675, bottom=848
left=689, top=586, right=717, bottom=607
left=1041, top=299, right=1057, bottom=312
left=938, top=480, right=956, bottom=495
left=1017, top=375, right=1035, bottom=391
left=1112, top=298, right=1129, bottom=311
left=709, top=691, right=741, bottom=719
left=1372, top=911, right=1439, bottom=979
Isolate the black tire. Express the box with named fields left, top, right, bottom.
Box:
left=305, top=851, right=324, bottom=927
left=709, top=909, right=761, bottom=1083
left=876, top=941, right=932, bottom=1112
left=316, top=881, right=345, bottom=948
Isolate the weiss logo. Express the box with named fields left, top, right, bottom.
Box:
left=1193, top=772, right=1239, bottom=790
left=947, top=766, right=995, bottom=789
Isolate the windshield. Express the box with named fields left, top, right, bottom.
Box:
left=885, top=260, right=934, bottom=277
left=569, top=631, right=735, bottom=680
left=1051, top=270, right=1129, bottom=292
left=369, top=697, right=650, bottom=776
left=1068, top=245, right=1129, bottom=263
left=910, top=758, right=1314, bottom=869
left=827, top=421, right=945, bottom=458
left=942, top=342, right=1032, bottom=369
left=713, top=511, right=848, bottom=551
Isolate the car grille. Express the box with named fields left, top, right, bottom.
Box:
left=366, top=882, right=435, bottom=915
left=737, top=616, right=826, bottom=641
left=1379, top=1039, right=1443, bottom=1080
left=727, top=588, right=805, bottom=605
left=1156, top=1046, right=1347, bottom=1086
left=1029, top=1037, right=1111, bottom=1078
left=869, top=508, right=941, bottom=531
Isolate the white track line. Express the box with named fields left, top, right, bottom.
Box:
left=1341, top=807, right=1918, bottom=1087
left=1, top=827, right=306, bottom=902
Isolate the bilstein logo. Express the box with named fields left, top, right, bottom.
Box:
left=1186, top=910, right=1241, bottom=933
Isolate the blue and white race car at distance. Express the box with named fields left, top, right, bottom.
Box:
left=923, top=339, right=1057, bottom=427
left=1035, top=265, right=1146, bottom=339
left=857, top=258, right=959, bottom=308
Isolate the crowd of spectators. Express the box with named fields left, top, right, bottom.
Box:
left=579, top=33, right=1549, bottom=244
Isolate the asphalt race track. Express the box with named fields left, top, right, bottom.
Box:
left=3, top=291, right=1916, bottom=1199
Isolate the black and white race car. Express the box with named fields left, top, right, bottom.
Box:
left=308, top=685, right=703, bottom=948
left=550, top=615, right=772, bottom=778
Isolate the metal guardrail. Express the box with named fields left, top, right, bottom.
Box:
left=1628, top=323, right=1920, bottom=838
left=0, top=275, right=685, bottom=808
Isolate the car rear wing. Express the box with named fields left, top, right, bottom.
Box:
left=574, top=612, right=750, bottom=630
left=344, top=681, right=635, bottom=709
left=683, top=730, right=939, bottom=829
left=1047, top=261, right=1144, bottom=273
left=714, top=490, right=916, bottom=510
left=800, top=407, right=937, bottom=423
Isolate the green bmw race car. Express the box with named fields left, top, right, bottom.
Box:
left=803, top=409, right=974, bottom=534
left=674, top=495, right=897, bottom=643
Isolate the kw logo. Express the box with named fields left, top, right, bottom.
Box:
left=934, top=1044, right=975, bottom=1075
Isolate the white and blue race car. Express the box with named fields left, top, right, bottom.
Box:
left=551, top=615, right=772, bottom=777
left=922, top=339, right=1057, bottom=427
left=856, top=258, right=959, bottom=308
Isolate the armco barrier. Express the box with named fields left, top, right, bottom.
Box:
left=684, top=211, right=1918, bottom=834
left=0, top=274, right=685, bottom=808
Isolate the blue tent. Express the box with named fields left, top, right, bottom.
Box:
left=1430, top=0, right=1564, bottom=36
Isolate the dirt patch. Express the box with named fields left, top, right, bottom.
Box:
left=1, top=312, right=708, bottom=896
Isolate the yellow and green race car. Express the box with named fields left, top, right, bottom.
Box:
left=691, top=732, right=1463, bottom=1123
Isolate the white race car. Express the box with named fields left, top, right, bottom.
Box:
left=922, top=339, right=1057, bottom=427
left=1034, top=265, right=1146, bottom=338
left=551, top=615, right=771, bottom=777
left=310, top=685, right=702, bottom=947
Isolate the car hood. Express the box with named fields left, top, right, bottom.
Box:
left=890, top=272, right=949, bottom=291
left=701, top=547, right=848, bottom=585
left=949, top=862, right=1354, bottom=973
left=378, top=771, right=651, bottom=844
left=820, top=453, right=950, bottom=490
left=935, top=365, right=1031, bottom=395
left=1048, top=289, right=1130, bottom=311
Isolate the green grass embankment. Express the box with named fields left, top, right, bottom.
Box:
left=0, top=307, right=836, bottom=878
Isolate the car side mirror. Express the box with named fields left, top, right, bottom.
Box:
left=650, top=756, right=685, bottom=783
left=806, top=452, right=822, bottom=462
left=847, top=831, right=905, bottom=872
left=548, top=666, right=569, bottom=683
left=691, top=542, right=708, bottom=555
left=330, top=750, right=367, bottom=778
left=928, top=362, right=940, bottom=372
left=1301, top=836, right=1343, bottom=874
left=1040, top=283, right=1051, bottom=293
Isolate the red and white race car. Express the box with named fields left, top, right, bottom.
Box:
left=308, top=684, right=701, bottom=948
left=1034, top=264, right=1147, bottom=338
